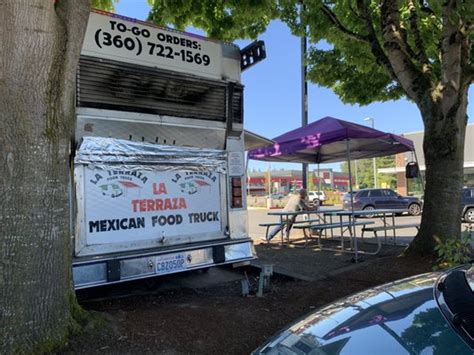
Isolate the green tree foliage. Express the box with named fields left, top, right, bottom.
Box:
left=341, top=155, right=397, bottom=189
left=91, top=0, right=117, bottom=12
left=148, top=1, right=472, bottom=104
left=148, top=1, right=277, bottom=41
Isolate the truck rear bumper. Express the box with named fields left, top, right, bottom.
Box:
left=72, top=238, right=255, bottom=289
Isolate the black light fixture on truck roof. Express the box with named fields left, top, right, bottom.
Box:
left=240, top=40, right=266, bottom=71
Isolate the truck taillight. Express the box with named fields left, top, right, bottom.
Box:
left=231, top=177, right=243, bottom=208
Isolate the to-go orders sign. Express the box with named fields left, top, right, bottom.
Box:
left=82, top=167, right=222, bottom=245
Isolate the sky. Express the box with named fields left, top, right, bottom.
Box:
left=115, top=0, right=473, bottom=172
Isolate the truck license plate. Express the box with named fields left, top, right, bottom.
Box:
left=155, top=252, right=187, bottom=275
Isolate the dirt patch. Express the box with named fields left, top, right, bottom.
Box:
left=60, top=253, right=434, bottom=355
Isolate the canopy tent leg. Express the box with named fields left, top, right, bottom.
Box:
left=317, top=164, right=321, bottom=190
left=346, top=139, right=358, bottom=262
left=317, top=163, right=321, bottom=207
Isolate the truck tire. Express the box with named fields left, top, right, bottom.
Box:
left=464, top=208, right=474, bottom=223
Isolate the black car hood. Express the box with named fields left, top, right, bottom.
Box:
left=254, top=273, right=471, bottom=354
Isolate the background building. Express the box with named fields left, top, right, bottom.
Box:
left=247, top=169, right=352, bottom=195
left=379, top=123, right=474, bottom=196
left=315, top=169, right=353, bottom=191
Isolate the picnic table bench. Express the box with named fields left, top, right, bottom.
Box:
left=259, top=218, right=320, bottom=241
left=261, top=209, right=344, bottom=245
left=362, top=223, right=420, bottom=244
left=320, top=209, right=411, bottom=261
left=294, top=220, right=376, bottom=250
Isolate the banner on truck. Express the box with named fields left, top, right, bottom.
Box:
left=84, top=167, right=222, bottom=245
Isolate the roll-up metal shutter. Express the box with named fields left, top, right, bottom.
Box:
left=232, top=87, right=243, bottom=124
left=77, top=56, right=243, bottom=123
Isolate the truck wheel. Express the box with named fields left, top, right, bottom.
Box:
left=363, top=205, right=375, bottom=218
left=408, top=203, right=421, bottom=216
left=464, top=208, right=474, bottom=223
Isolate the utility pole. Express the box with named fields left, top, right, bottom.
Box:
left=301, top=2, right=308, bottom=189
left=364, top=117, right=377, bottom=188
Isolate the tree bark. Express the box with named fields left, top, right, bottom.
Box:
left=407, top=87, right=469, bottom=254
left=0, top=1, right=90, bottom=352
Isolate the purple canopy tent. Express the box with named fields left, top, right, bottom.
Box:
left=248, top=116, right=415, bottom=261
left=248, top=116, right=414, bottom=164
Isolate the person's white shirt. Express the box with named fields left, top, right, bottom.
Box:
left=283, top=194, right=317, bottom=213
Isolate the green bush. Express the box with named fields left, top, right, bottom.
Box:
left=434, top=232, right=472, bottom=269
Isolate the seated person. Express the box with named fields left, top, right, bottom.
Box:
left=265, top=188, right=318, bottom=242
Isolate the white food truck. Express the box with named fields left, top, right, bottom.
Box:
left=72, top=10, right=265, bottom=289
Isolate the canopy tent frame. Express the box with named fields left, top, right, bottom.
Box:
left=248, top=117, right=419, bottom=261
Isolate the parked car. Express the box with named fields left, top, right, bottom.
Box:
left=308, top=191, right=326, bottom=204
left=342, top=188, right=422, bottom=216
left=462, top=187, right=474, bottom=223
left=253, top=265, right=474, bottom=354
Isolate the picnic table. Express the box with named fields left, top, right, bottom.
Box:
left=324, top=208, right=418, bottom=243
left=259, top=209, right=343, bottom=246
left=259, top=208, right=420, bottom=262
left=322, top=209, right=418, bottom=262
left=262, top=210, right=321, bottom=245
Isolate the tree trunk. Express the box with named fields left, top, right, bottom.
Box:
left=407, top=88, right=469, bottom=255
left=0, top=1, right=90, bottom=352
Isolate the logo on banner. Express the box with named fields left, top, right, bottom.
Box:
left=171, top=172, right=217, bottom=195
left=89, top=170, right=148, bottom=198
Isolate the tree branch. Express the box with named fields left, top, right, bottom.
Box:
left=460, top=39, right=472, bottom=87
left=380, top=0, right=429, bottom=101
left=440, top=0, right=465, bottom=113
left=319, top=2, right=400, bottom=83
left=399, top=24, right=418, bottom=60
left=348, top=0, right=364, bottom=21
left=53, top=0, right=91, bottom=118
left=408, top=0, right=430, bottom=69
left=354, top=0, right=398, bottom=82
left=320, top=4, right=369, bottom=43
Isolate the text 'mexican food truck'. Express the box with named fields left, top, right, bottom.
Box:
left=72, top=10, right=265, bottom=289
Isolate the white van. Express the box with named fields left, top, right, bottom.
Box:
left=308, top=191, right=326, bottom=204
